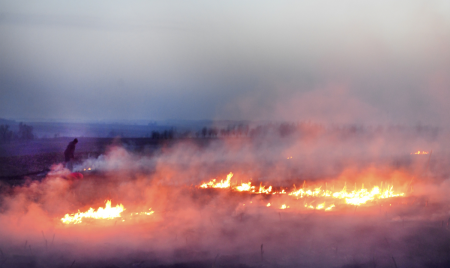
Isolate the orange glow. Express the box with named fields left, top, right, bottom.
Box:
left=200, top=172, right=233, bottom=189
left=411, top=151, right=429, bottom=155
left=197, top=175, right=405, bottom=209
left=61, top=200, right=154, bottom=224
left=331, top=185, right=404, bottom=206
left=259, top=184, right=272, bottom=194
left=304, top=202, right=335, bottom=210
left=236, top=182, right=255, bottom=192
left=61, top=200, right=125, bottom=224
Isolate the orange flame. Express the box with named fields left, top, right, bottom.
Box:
left=61, top=200, right=154, bottom=224
left=411, top=151, right=429, bottom=155
left=61, top=200, right=125, bottom=224
left=236, top=182, right=256, bottom=192
left=200, top=172, right=233, bottom=188
left=198, top=175, right=405, bottom=208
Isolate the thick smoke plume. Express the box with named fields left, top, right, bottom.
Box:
left=0, top=125, right=450, bottom=267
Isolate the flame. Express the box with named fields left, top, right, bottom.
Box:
left=138, top=209, right=155, bottom=216
left=280, top=204, right=289, bottom=209
left=130, top=209, right=155, bottom=216
left=411, top=151, right=429, bottom=155
left=332, top=185, right=404, bottom=206
left=289, top=186, right=322, bottom=198
left=304, top=202, right=335, bottom=210
left=61, top=201, right=155, bottom=224
left=198, top=175, right=405, bottom=208
left=236, top=182, right=255, bottom=192
left=61, top=200, right=125, bottom=224
left=200, top=172, right=233, bottom=188
left=287, top=184, right=404, bottom=206
left=259, top=184, right=272, bottom=194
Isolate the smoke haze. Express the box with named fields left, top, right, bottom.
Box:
left=0, top=127, right=450, bottom=267
left=1, top=1, right=450, bottom=267
left=1, top=1, right=450, bottom=125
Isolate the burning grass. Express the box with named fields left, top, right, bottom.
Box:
left=199, top=172, right=405, bottom=208
left=0, top=135, right=448, bottom=267
left=61, top=199, right=155, bottom=225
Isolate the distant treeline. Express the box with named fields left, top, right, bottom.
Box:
left=0, top=121, right=440, bottom=142
left=143, top=122, right=440, bottom=141
left=0, top=123, right=34, bottom=143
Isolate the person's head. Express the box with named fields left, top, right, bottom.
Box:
left=74, top=138, right=78, bottom=144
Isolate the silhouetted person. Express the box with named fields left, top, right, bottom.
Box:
left=64, top=138, right=78, bottom=170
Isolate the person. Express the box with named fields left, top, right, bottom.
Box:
left=64, top=138, right=78, bottom=170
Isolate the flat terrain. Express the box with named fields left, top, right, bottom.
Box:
left=0, top=134, right=449, bottom=268
left=0, top=138, right=176, bottom=182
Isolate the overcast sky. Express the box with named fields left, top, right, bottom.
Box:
left=1, top=0, right=449, bottom=125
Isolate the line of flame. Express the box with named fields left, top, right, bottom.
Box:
left=199, top=173, right=405, bottom=206
left=61, top=200, right=125, bottom=224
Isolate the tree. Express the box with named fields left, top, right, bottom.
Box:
left=151, top=131, right=161, bottom=139
left=0, top=125, right=13, bottom=143
left=208, top=127, right=218, bottom=137
left=18, top=122, right=34, bottom=140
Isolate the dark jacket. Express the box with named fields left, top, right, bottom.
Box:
left=64, top=140, right=77, bottom=161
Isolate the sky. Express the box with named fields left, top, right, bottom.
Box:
left=0, top=0, right=449, bottom=125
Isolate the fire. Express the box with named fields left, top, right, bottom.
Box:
left=332, top=185, right=404, bottom=206
left=61, top=201, right=155, bottom=224
left=316, top=202, right=325, bottom=210
left=200, top=172, right=233, bottom=188
left=259, top=184, right=272, bottom=194
left=130, top=209, right=155, bottom=216
left=411, top=151, right=429, bottom=155
left=61, top=200, right=125, bottom=224
left=289, top=186, right=323, bottom=198
left=236, top=182, right=255, bottom=192
left=198, top=174, right=405, bottom=208
left=304, top=202, right=335, bottom=210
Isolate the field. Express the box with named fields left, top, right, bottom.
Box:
left=0, top=137, right=175, bottom=181
left=0, top=128, right=449, bottom=268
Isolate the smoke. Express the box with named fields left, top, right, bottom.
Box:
left=0, top=126, right=450, bottom=267
left=1, top=1, right=449, bottom=123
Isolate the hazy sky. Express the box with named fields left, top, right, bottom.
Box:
left=1, top=1, right=449, bottom=124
